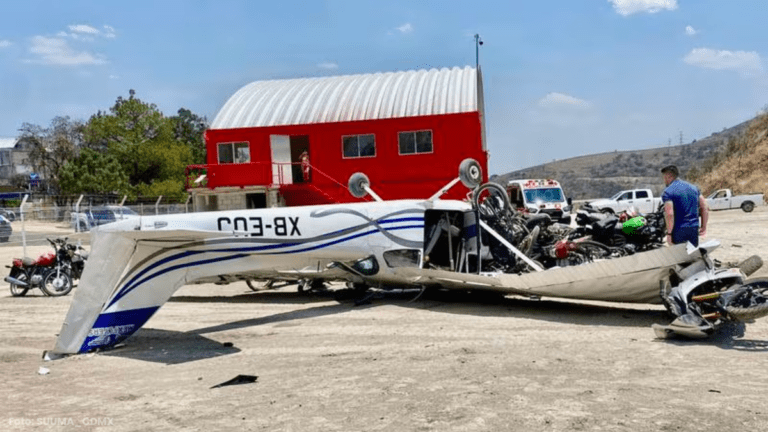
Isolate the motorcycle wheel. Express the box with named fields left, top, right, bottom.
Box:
left=41, top=270, right=73, bottom=297
left=576, top=240, right=614, bottom=260
left=725, top=278, right=768, bottom=322
left=9, top=271, right=29, bottom=297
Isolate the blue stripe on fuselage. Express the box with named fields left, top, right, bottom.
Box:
left=106, top=222, right=423, bottom=310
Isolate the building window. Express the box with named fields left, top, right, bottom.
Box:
left=398, top=130, right=433, bottom=155
left=217, top=142, right=250, bottom=164
left=342, top=134, right=376, bottom=158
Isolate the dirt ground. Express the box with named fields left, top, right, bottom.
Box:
left=1, top=208, right=767, bottom=431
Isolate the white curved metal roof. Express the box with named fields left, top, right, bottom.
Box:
left=211, top=66, right=481, bottom=129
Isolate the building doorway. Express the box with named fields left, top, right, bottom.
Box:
left=290, top=135, right=310, bottom=183
left=246, top=193, right=267, bottom=209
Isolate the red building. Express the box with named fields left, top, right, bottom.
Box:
left=187, top=66, right=488, bottom=211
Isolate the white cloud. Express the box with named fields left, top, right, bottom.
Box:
left=538, top=92, right=592, bottom=109
left=103, top=25, right=116, bottom=38
left=58, top=24, right=116, bottom=40
left=683, top=47, right=764, bottom=77
left=609, top=0, right=677, bottom=16
left=0, top=40, right=11, bottom=48
left=685, top=25, right=697, bottom=36
left=395, top=23, right=413, bottom=34
left=317, top=62, right=338, bottom=70
left=532, top=93, right=598, bottom=128
left=68, top=24, right=100, bottom=35
left=27, top=36, right=106, bottom=66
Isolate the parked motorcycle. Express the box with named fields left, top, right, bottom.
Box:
left=5, top=238, right=76, bottom=297
left=572, top=205, right=665, bottom=253
left=62, top=239, right=88, bottom=280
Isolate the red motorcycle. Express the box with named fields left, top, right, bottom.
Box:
left=5, top=238, right=73, bottom=297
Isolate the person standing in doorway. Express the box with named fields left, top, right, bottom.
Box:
left=300, top=149, right=310, bottom=182
left=660, top=165, right=708, bottom=246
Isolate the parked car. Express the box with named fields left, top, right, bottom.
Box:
left=0, top=215, right=11, bottom=242
left=705, top=189, right=764, bottom=213
left=0, top=209, right=16, bottom=222
left=71, top=206, right=140, bottom=231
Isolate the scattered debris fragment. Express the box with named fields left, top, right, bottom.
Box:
left=210, top=375, right=258, bottom=389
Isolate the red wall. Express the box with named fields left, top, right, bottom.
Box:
left=203, top=111, right=488, bottom=202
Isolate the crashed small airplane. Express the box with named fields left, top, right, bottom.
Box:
left=48, top=159, right=768, bottom=357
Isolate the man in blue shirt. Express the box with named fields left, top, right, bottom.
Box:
left=660, top=165, right=708, bottom=246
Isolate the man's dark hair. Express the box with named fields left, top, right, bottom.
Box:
left=661, top=165, right=679, bottom=178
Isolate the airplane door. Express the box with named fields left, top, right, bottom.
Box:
left=270, top=135, right=293, bottom=184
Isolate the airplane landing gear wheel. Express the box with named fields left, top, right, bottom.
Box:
left=459, top=158, right=483, bottom=189
left=246, top=279, right=274, bottom=291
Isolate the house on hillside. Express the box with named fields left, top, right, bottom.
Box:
left=186, top=66, right=488, bottom=211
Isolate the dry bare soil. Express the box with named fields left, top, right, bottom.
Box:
left=1, top=208, right=767, bottom=431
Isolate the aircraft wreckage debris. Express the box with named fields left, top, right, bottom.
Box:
left=210, top=374, right=258, bottom=389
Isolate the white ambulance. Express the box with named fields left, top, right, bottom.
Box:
left=506, top=179, right=572, bottom=223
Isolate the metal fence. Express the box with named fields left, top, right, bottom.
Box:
left=0, top=194, right=194, bottom=250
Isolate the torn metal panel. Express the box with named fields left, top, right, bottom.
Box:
left=396, top=243, right=702, bottom=304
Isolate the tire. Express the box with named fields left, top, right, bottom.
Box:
left=9, top=271, right=28, bottom=297
left=576, top=240, right=613, bottom=260
left=725, top=278, right=768, bottom=321
left=741, top=201, right=755, bottom=213
left=458, top=158, right=483, bottom=189
left=245, top=279, right=273, bottom=291
left=0, top=237, right=9, bottom=243
left=348, top=172, right=371, bottom=198
left=737, top=255, right=763, bottom=277
left=40, top=269, right=73, bottom=297
left=473, top=183, right=511, bottom=215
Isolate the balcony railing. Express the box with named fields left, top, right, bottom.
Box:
left=185, top=160, right=344, bottom=191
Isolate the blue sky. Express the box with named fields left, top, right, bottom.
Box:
left=1, top=0, right=766, bottom=175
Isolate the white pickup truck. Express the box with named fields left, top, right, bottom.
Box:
left=706, top=189, right=764, bottom=212
left=587, top=189, right=662, bottom=214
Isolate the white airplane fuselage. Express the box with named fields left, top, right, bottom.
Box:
left=50, top=197, right=713, bottom=356
left=52, top=199, right=470, bottom=354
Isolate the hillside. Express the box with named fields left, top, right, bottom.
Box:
left=492, top=119, right=752, bottom=200
left=691, top=113, right=768, bottom=199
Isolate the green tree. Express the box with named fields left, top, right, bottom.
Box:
left=171, top=108, right=208, bottom=164
left=58, top=148, right=130, bottom=196
left=18, top=116, right=84, bottom=193
left=82, top=90, right=195, bottom=198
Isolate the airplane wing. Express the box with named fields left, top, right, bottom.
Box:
left=394, top=242, right=710, bottom=304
